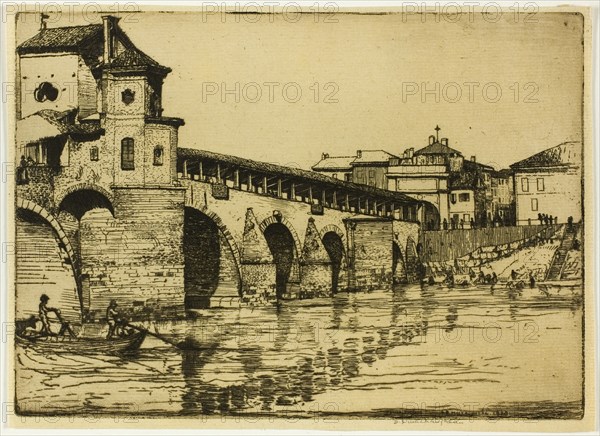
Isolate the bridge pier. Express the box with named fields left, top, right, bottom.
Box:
left=80, top=187, right=187, bottom=320
left=239, top=208, right=277, bottom=304
left=298, top=218, right=333, bottom=298
left=345, top=217, right=395, bottom=291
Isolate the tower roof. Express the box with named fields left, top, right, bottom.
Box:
left=102, top=47, right=171, bottom=74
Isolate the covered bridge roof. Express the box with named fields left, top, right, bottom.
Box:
left=178, top=147, right=420, bottom=204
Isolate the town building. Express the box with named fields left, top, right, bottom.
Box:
left=313, top=127, right=515, bottom=230
left=312, top=150, right=398, bottom=189
left=311, top=154, right=354, bottom=182
left=350, top=150, right=399, bottom=189
left=510, top=141, right=582, bottom=225
left=387, top=129, right=498, bottom=230
left=491, top=169, right=515, bottom=226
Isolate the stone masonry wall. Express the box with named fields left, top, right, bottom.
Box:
left=347, top=219, right=394, bottom=290
left=79, top=186, right=186, bottom=320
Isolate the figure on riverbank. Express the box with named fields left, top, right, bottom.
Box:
left=478, top=270, right=486, bottom=284
left=568, top=215, right=574, bottom=230
left=17, top=155, right=29, bottom=184
left=529, top=272, right=536, bottom=288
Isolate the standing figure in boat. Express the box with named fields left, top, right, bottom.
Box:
left=38, top=294, right=75, bottom=337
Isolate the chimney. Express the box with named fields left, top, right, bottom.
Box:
left=321, top=153, right=329, bottom=160
left=429, top=135, right=435, bottom=145
left=408, top=147, right=414, bottom=158
left=441, top=138, right=448, bottom=146
left=40, top=14, right=49, bottom=31
left=471, top=156, right=476, bottom=162
left=356, top=150, right=362, bottom=158
left=101, top=15, right=120, bottom=63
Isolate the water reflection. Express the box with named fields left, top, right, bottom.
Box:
left=16, top=284, right=583, bottom=418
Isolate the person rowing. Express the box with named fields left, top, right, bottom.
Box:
left=38, top=294, right=76, bottom=338
left=106, top=300, right=134, bottom=339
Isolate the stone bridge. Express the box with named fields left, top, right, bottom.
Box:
left=15, top=147, right=423, bottom=322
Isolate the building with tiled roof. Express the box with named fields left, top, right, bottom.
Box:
left=510, top=141, right=582, bottom=225
left=414, top=140, right=462, bottom=157
left=16, top=15, right=183, bottom=189
left=311, top=154, right=355, bottom=181
left=312, top=127, right=513, bottom=229
left=17, top=24, right=105, bottom=54
left=312, top=150, right=400, bottom=188
left=386, top=128, right=513, bottom=229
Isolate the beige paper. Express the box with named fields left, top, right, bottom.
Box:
left=3, top=2, right=596, bottom=433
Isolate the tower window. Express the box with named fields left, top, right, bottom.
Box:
left=121, top=138, right=134, bottom=170
left=90, top=146, right=99, bottom=161
left=121, top=89, right=135, bottom=105
left=153, top=146, right=164, bottom=166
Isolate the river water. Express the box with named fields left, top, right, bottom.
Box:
left=15, top=284, right=584, bottom=420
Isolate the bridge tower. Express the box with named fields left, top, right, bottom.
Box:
left=16, top=15, right=186, bottom=321
left=98, top=15, right=182, bottom=188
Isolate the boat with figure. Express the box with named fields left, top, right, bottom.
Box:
left=16, top=330, right=147, bottom=354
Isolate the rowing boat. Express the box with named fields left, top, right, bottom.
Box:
left=16, top=330, right=146, bottom=354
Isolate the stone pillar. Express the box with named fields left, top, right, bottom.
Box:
left=299, top=218, right=332, bottom=298
left=240, top=208, right=277, bottom=304
left=343, top=217, right=394, bottom=291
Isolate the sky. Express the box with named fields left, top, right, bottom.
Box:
left=16, top=8, right=585, bottom=170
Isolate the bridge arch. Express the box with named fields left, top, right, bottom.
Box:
left=258, top=215, right=301, bottom=298
left=320, top=225, right=346, bottom=294
left=183, top=201, right=242, bottom=307
left=16, top=197, right=81, bottom=318
left=318, top=224, right=345, bottom=241
left=258, top=215, right=302, bottom=259
left=17, top=197, right=77, bottom=263
left=57, top=183, right=114, bottom=220
left=183, top=200, right=242, bottom=269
